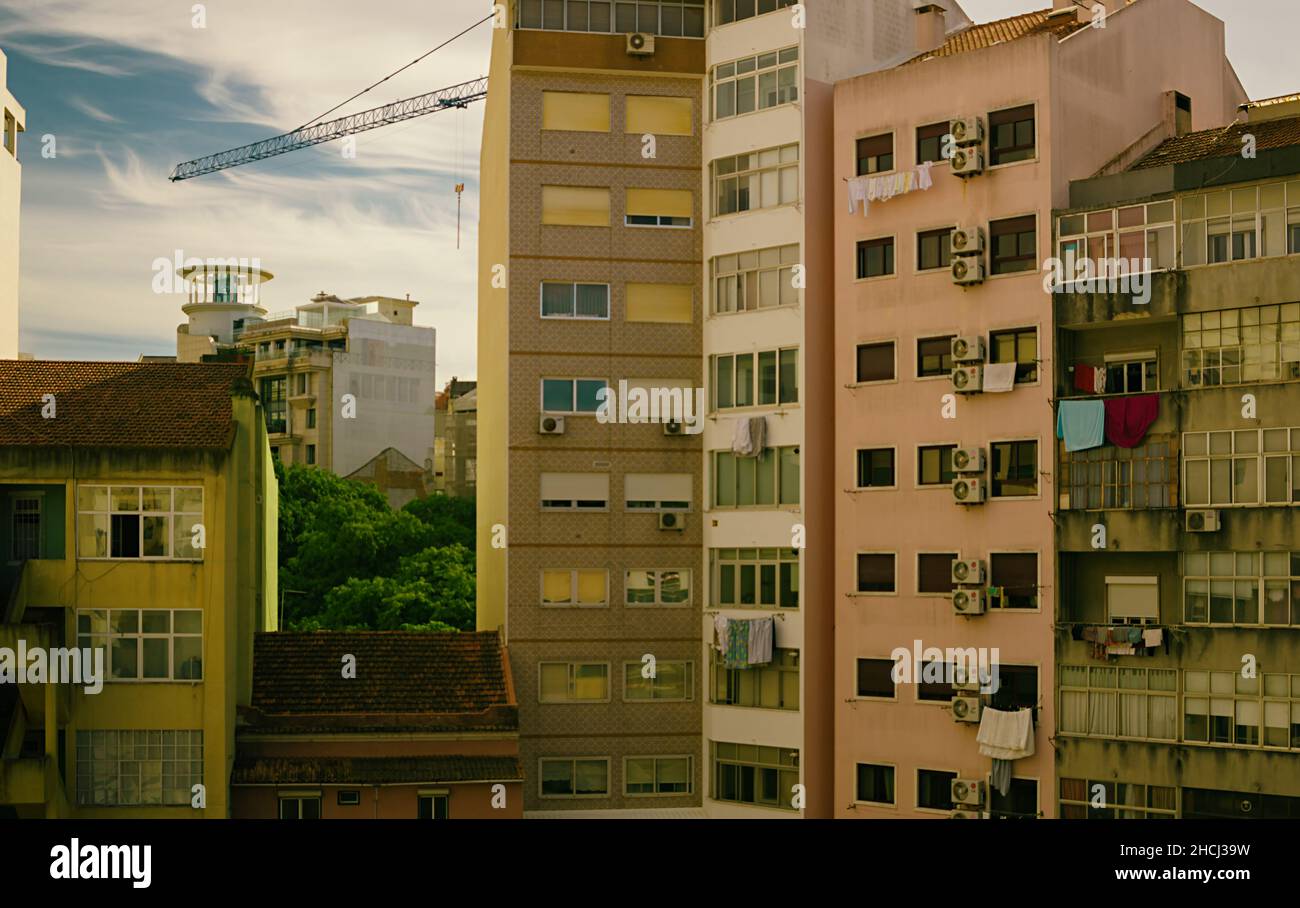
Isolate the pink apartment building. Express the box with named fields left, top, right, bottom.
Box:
left=833, top=0, right=1244, bottom=818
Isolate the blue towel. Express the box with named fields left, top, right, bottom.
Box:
left=1056, top=399, right=1105, bottom=452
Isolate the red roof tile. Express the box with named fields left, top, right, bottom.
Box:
left=905, top=8, right=1087, bottom=65
left=1132, top=115, right=1300, bottom=170
left=231, top=755, right=523, bottom=785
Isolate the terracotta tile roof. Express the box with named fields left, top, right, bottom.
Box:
left=231, top=755, right=523, bottom=785
left=0, top=361, right=250, bottom=449
left=1132, top=115, right=1300, bottom=170
left=249, top=631, right=513, bottom=726
left=905, top=8, right=1087, bottom=65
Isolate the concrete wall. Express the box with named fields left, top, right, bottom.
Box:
left=0, top=49, right=25, bottom=359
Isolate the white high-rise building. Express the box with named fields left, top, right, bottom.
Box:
left=0, top=49, right=26, bottom=359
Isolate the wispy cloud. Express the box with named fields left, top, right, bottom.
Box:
left=68, top=95, right=119, bottom=122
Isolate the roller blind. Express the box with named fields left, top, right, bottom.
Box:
left=540, top=472, right=609, bottom=501
left=624, top=473, right=692, bottom=503
left=626, top=283, right=693, bottom=323
left=542, top=186, right=610, bottom=226
left=1106, top=576, right=1159, bottom=621
left=625, top=95, right=693, bottom=136
left=542, top=92, right=610, bottom=132
left=626, top=188, right=693, bottom=219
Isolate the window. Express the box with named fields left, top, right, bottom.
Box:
left=918, top=553, right=957, bottom=595
left=418, top=794, right=449, bottom=819
left=855, top=449, right=895, bottom=488
left=625, top=283, right=692, bottom=323
left=917, top=227, right=952, bottom=271
left=626, top=756, right=692, bottom=796
left=713, top=349, right=797, bottom=409
left=712, top=447, right=800, bottom=507
left=625, top=188, right=692, bottom=227
left=624, top=473, right=691, bottom=511
left=991, top=441, right=1038, bottom=497
left=625, top=95, right=693, bottom=135
left=1103, top=353, right=1158, bottom=394
left=1058, top=664, right=1177, bottom=740
left=306, top=408, right=317, bottom=429
left=541, top=281, right=610, bottom=319
left=990, top=553, right=1037, bottom=609
left=77, top=609, right=204, bottom=681
left=856, top=658, right=895, bottom=698
left=855, top=341, right=894, bottom=383
left=711, top=741, right=799, bottom=809
left=989, top=327, right=1037, bottom=383
left=540, top=758, right=610, bottom=798
left=540, top=472, right=610, bottom=510
left=1106, top=575, right=1158, bottom=624
left=990, top=664, right=1038, bottom=713
left=625, top=569, right=691, bottom=605
left=261, top=376, right=287, bottom=433
left=541, top=378, right=608, bottom=413
left=715, top=0, right=797, bottom=26
left=75, top=730, right=203, bottom=806
left=918, top=445, right=957, bottom=486
left=1184, top=552, right=1300, bottom=626
left=624, top=661, right=693, bottom=700
left=539, top=662, right=610, bottom=702
left=712, top=244, right=800, bottom=313
left=855, top=237, right=894, bottom=279
left=712, top=547, right=799, bottom=609
left=1182, top=670, right=1300, bottom=749
left=990, top=215, right=1037, bottom=274
left=278, top=796, right=321, bottom=819
left=713, top=144, right=799, bottom=216
left=1060, top=778, right=1176, bottom=819
left=541, top=185, right=610, bottom=227
left=76, top=485, right=204, bottom=560
left=917, top=661, right=956, bottom=702
left=542, top=569, right=608, bottom=607
left=916, top=122, right=948, bottom=165
left=988, top=778, right=1038, bottom=819
left=294, top=373, right=308, bottom=395
left=1183, top=428, right=1300, bottom=507
left=856, top=554, right=895, bottom=594
left=711, top=648, right=798, bottom=709
left=712, top=47, right=798, bottom=120
left=988, top=104, right=1035, bottom=165
left=305, top=444, right=316, bottom=465
left=1182, top=304, right=1300, bottom=387
left=1059, top=201, right=1177, bottom=274
left=1183, top=787, right=1300, bottom=819
left=541, top=91, right=610, bottom=132
left=1060, top=436, right=1176, bottom=510
left=1179, top=181, right=1299, bottom=267
left=917, top=769, right=956, bottom=810
left=855, top=133, right=893, bottom=176
left=917, top=335, right=954, bottom=378
left=337, top=790, right=361, bottom=806
left=10, top=495, right=40, bottom=561
left=518, top=0, right=705, bottom=36
left=855, top=763, right=894, bottom=805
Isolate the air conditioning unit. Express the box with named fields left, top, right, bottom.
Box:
left=950, top=146, right=984, bottom=177
left=951, top=256, right=985, bottom=285
left=952, top=476, right=986, bottom=505
left=951, top=336, right=985, bottom=363
left=626, top=32, right=655, bottom=55
left=952, top=588, right=987, bottom=615
left=953, top=676, right=983, bottom=693
left=1186, top=509, right=1220, bottom=532
left=950, top=226, right=985, bottom=256
left=658, top=512, right=686, bottom=531
left=950, top=808, right=983, bottom=819
left=952, top=446, right=986, bottom=474
left=951, top=695, right=981, bottom=723
left=950, top=778, right=985, bottom=807
left=951, top=365, right=983, bottom=393
left=664, top=419, right=685, bottom=436
left=949, top=117, right=984, bottom=146
left=539, top=415, right=566, bottom=435
left=951, top=558, right=986, bottom=585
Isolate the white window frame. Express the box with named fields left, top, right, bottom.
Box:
left=711, top=348, right=799, bottom=411
left=852, top=761, right=897, bottom=808
left=711, top=547, right=800, bottom=609
left=989, top=437, right=1041, bottom=500
left=915, top=766, right=959, bottom=814
left=1182, top=427, right=1300, bottom=508
left=539, top=377, right=609, bottom=415
left=76, top=608, right=204, bottom=682
left=538, top=757, right=611, bottom=800
left=710, top=46, right=799, bottom=122
left=1057, top=664, right=1177, bottom=742
left=1181, top=304, right=1300, bottom=388
left=854, top=446, right=897, bottom=491
left=624, top=755, right=694, bottom=797
left=1183, top=550, right=1300, bottom=627
left=537, top=661, right=611, bottom=703
left=711, top=143, right=800, bottom=218
left=539, top=569, right=609, bottom=608
left=624, top=568, right=692, bottom=606
left=76, top=484, right=205, bottom=561
left=75, top=729, right=204, bottom=807
left=710, top=243, right=801, bottom=314
left=539, top=281, right=611, bottom=320
left=622, top=660, right=694, bottom=702
left=854, top=656, right=898, bottom=701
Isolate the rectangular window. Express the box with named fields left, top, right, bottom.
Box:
left=918, top=445, right=957, bottom=486
left=990, top=553, right=1037, bottom=609
left=989, top=327, right=1038, bottom=383
left=10, top=495, right=41, bottom=560
left=625, top=283, right=693, bottom=323
left=305, top=444, right=316, bottom=465
left=76, top=609, right=203, bottom=681
left=625, top=95, right=693, bottom=136
left=76, top=485, right=204, bottom=561
left=1060, top=435, right=1176, bottom=510
left=540, top=281, right=610, bottom=319
left=856, top=553, right=895, bottom=594
left=990, top=215, right=1037, bottom=274
left=539, top=662, right=610, bottom=702
left=855, top=448, right=895, bottom=488
left=916, top=122, right=948, bottom=165
left=1106, top=575, right=1158, bottom=623
left=711, top=46, right=798, bottom=120
left=539, top=472, right=610, bottom=510
left=624, top=473, right=692, bottom=511
left=918, top=553, right=957, bottom=595
left=712, top=448, right=799, bottom=507
left=856, top=658, right=895, bottom=698
left=1059, top=200, right=1176, bottom=272
left=278, top=796, right=321, bottom=819
left=624, top=661, right=693, bottom=700
left=541, top=185, right=610, bottom=227
left=713, top=350, right=797, bottom=409
left=991, top=440, right=1038, bottom=497
left=542, top=91, right=610, bottom=132
left=520, top=0, right=705, bottom=36
left=625, top=569, right=691, bottom=606
left=855, top=133, right=893, bottom=176
left=917, top=661, right=956, bottom=702
left=541, top=569, right=608, bottom=607
left=1183, top=551, right=1300, bottom=626
left=712, top=244, right=800, bottom=313
left=988, top=104, right=1035, bottom=165
left=1182, top=304, right=1300, bottom=387
left=261, top=376, right=287, bottom=433
left=988, top=778, right=1038, bottom=819
left=715, top=0, right=797, bottom=25
left=917, top=769, right=956, bottom=810
left=625, top=188, right=693, bottom=227
left=540, top=378, right=608, bottom=413
left=855, top=341, right=894, bottom=383
left=1180, top=669, right=1300, bottom=749
left=540, top=758, right=610, bottom=798
left=710, top=740, right=799, bottom=809
left=1182, top=428, right=1300, bottom=508
left=855, top=763, right=894, bottom=805
left=917, top=227, right=953, bottom=271
left=711, top=648, right=798, bottom=710
left=1103, top=354, right=1158, bottom=394
left=856, top=237, right=895, bottom=278
left=1060, top=778, right=1176, bottom=819
left=712, top=547, right=799, bottom=609
left=417, top=794, right=449, bottom=819
left=337, top=790, right=361, bottom=806
left=625, top=756, right=692, bottom=796
left=306, top=408, right=317, bottom=429
left=75, top=729, right=203, bottom=806
left=1058, top=664, right=1178, bottom=741
left=917, top=336, right=955, bottom=378
left=713, top=144, right=799, bottom=216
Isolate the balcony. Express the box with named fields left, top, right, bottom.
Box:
left=1057, top=435, right=1180, bottom=551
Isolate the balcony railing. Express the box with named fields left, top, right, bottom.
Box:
left=1059, top=434, right=1178, bottom=510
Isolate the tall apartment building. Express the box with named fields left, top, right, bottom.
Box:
left=0, top=49, right=26, bottom=359
left=833, top=0, right=1243, bottom=818
left=1052, top=94, right=1300, bottom=818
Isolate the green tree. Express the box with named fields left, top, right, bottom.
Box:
left=317, top=545, right=475, bottom=631
left=402, top=494, right=476, bottom=550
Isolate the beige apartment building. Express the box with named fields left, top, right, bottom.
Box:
left=0, top=49, right=25, bottom=359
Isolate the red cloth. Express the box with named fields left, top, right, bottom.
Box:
left=1104, top=394, right=1160, bottom=448
left=1073, top=364, right=1103, bottom=395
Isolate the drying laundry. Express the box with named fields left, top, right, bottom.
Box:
left=725, top=619, right=749, bottom=668
left=977, top=707, right=1036, bottom=760
left=731, top=416, right=767, bottom=457
left=1073, top=364, right=1106, bottom=395
left=1104, top=393, right=1160, bottom=448
left=990, top=758, right=1013, bottom=798
left=1056, top=399, right=1106, bottom=451
left=982, top=362, right=1018, bottom=393
left=1142, top=628, right=1163, bottom=647
left=847, top=176, right=869, bottom=214
left=846, top=163, right=935, bottom=216
left=713, top=613, right=729, bottom=653
left=746, top=616, right=774, bottom=666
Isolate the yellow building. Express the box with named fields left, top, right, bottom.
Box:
left=0, top=360, right=277, bottom=818
left=0, top=48, right=26, bottom=359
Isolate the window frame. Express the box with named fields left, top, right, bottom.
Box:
left=711, top=546, right=800, bottom=609
left=9, top=492, right=43, bottom=562
left=916, top=335, right=956, bottom=380
left=988, top=214, right=1038, bottom=276
left=711, top=348, right=799, bottom=411
left=853, top=339, right=896, bottom=385
left=622, top=660, right=695, bottom=702
left=711, top=447, right=801, bottom=509
left=915, top=767, right=959, bottom=813
left=76, top=608, right=205, bottom=682
left=539, top=377, right=610, bottom=415
left=518, top=0, right=707, bottom=37
left=916, top=443, right=958, bottom=488
left=854, top=657, right=897, bottom=700
left=853, top=761, right=896, bottom=807
left=75, top=484, right=205, bottom=562
left=710, top=243, right=801, bottom=314
left=624, top=568, right=693, bottom=607
left=540, top=568, right=610, bottom=608
left=988, top=551, right=1040, bottom=611
left=915, top=122, right=949, bottom=167
left=988, top=325, right=1039, bottom=385
left=711, top=144, right=800, bottom=218
left=987, top=103, right=1037, bottom=167
left=854, top=551, right=897, bottom=596
left=854, top=132, right=894, bottom=177
left=989, top=438, right=1040, bottom=499
left=710, top=46, right=800, bottom=122
left=709, top=647, right=799, bottom=710
left=916, top=225, right=954, bottom=272
left=1057, top=664, right=1178, bottom=743
left=538, top=756, right=611, bottom=800
left=537, top=661, right=611, bottom=703
left=854, top=447, right=897, bottom=490
left=1183, top=550, right=1300, bottom=627
left=916, top=551, right=958, bottom=597
left=539, top=280, right=611, bottom=320
left=714, top=0, right=798, bottom=27
left=624, top=755, right=694, bottom=797
left=855, top=235, right=896, bottom=280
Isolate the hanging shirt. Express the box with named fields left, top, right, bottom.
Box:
left=1104, top=393, right=1160, bottom=448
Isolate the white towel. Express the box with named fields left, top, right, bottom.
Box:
left=713, top=613, right=729, bottom=653
left=976, top=707, right=1035, bottom=760
left=1142, top=627, right=1163, bottom=647
left=748, top=415, right=767, bottom=455
left=746, top=617, right=773, bottom=665
left=916, top=160, right=934, bottom=190
left=847, top=177, right=869, bottom=214
left=731, top=417, right=753, bottom=456
left=982, top=362, right=1019, bottom=393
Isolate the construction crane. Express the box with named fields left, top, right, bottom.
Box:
left=168, top=76, right=487, bottom=182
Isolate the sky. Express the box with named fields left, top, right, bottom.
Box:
left=1, top=0, right=1295, bottom=383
